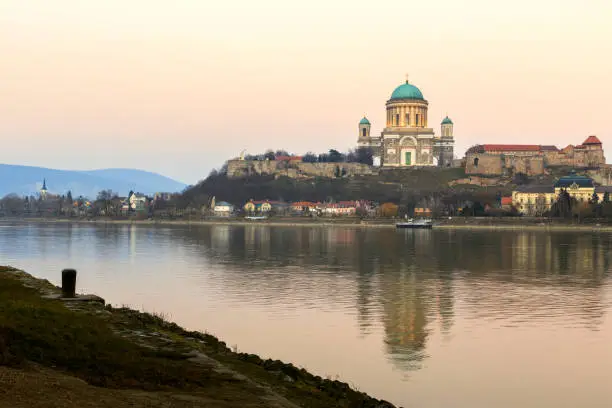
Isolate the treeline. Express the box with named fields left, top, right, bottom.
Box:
left=548, top=189, right=612, bottom=219
left=244, top=148, right=374, bottom=165
left=179, top=169, right=508, bottom=217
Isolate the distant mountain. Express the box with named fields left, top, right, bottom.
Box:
left=0, top=164, right=187, bottom=198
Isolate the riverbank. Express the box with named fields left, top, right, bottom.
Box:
left=5, top=216, right=612, bottom=232
left=0, top=267, right=397, bottom=408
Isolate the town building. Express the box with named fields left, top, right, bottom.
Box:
left=213, top=201, right=234, bottom=215
left=357, top=76, right=455, bottom=167
left=512, top=174, right=612, bottom=215
left=466, top=136, right=606, bottom=176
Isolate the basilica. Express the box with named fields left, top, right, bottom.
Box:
left=357, top=77, right=455, bottom=167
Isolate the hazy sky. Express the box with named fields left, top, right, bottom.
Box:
left=1, top=0, right=611, bottom=184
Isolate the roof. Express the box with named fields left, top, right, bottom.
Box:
left=390, top=81, right=424, bottom=101
left=540, top=145, right=559, bottom=151
left=515, top=185, right=553, bottom=193
left=482, top=144, right=541, bottom=152
left=501, top=197, right=513, bottom=205
left=554, top=175, right=594, bottom=188
left=359, top=117, right=371, bottom=125
left=595, top=186, right=612, bottom=193
left=216, top=201, right=233, bottom=207
left=583, top=135, right=602, bottom=145
left=291, top=201, right=318, bottom=207
left=441, top=116, right=453, bottom=125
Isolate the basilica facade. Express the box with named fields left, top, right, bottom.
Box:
left=357, top=78, right=455, bottom=167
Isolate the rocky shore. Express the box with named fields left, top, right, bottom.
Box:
left=0, top=267, right=397, bottom=408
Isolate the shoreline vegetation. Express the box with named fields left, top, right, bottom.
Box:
left=0, top=267, right=397, bottom=408
left=4, top=216, right=612, bottom=231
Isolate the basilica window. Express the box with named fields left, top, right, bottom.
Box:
left=405, top=113, right=410, bottom=126
left=362, top=128, right=366, bottom=137
left=415, top=114, right=420, bottom=126
left=395, top=114, right=400, bottom=126
left=473, top=157, right=479, bottom=168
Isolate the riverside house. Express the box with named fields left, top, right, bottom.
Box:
left=213, top=201, right=234, bottom=216
left=512, top=174, right=612, bottom=215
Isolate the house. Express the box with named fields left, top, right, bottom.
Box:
left=512, top=173, right=612, bottom=215
left=291, top=201, right=318, bottom=213
left=214, top=201, right=234, bottom=215
left=126, top=191, right=148, bottom=211
left=243, top=200, right=272, bottom=213
left=500, top=196, right=513, bottom=210
left=414, top=207, right=432, bottom=217
left=319, top=201, right=358, bottom=216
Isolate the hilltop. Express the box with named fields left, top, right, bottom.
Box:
left=0, top=164, right=187, bottom=198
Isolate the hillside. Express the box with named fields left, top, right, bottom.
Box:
left=0, top=164, right=187, bottom=198
left=181, top=167, right=513, bottom=209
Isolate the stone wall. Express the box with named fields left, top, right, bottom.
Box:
left=465, top=154, right=503, bottom=176
left=545, top=149, right=605, bottom=168
left=465, top=154, right=545, bottom=176
left=226, top=160, right=377, bottom=179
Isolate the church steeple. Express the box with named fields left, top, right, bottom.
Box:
left=40, top=178, right=48, bottom=200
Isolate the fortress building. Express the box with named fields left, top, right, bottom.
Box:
left=357, top=76, right=455, bottom=167
left=465, top=136, right=606, bottom=176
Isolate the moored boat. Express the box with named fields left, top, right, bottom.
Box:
left=395, top=218, right=433, bottom=229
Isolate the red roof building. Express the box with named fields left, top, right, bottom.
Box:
left=582, top=135, right=602, bottom=145
left=482, top=144, right=542, bottom=152
left=275, top=156, right=303, bottom=162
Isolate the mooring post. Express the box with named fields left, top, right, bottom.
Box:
left=61, top=269, right=77, bottom=298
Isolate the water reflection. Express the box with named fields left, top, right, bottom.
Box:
left=160, top=225, right=612, bottom=371
left=0, top=222, right=611, bottom=407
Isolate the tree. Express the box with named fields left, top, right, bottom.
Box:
left=550, top=188, right=572, bottom=218
left=263, top=150, right=276, bottom=161
left=379, top=202, right=399, bottom=217
left=353, top=147, right=374, bottom=165
left=274, top=150, right=290, bottom=157
left=603, top=191, right=610, bottom=203
left=590, top=191, right=599, bottom=205
left=513, top=173, right=530, bottom=185
left=302, top=152, right=317, bottom=163
left=327, top=149, right=345, bottom=163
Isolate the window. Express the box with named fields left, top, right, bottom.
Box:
left=415, top=114, right=419, bottom=126
left=473, top=157, right=479, bottom=167
left=395, top=114, right=400, bottom=126
left=362, top=128, right=366, bottom=137
left=405, top=113, right=410, bottom=126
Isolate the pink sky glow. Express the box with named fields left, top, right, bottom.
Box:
left=1, top=0, right=611, bottom=183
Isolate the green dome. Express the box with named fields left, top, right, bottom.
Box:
left=359, top=117, right=371, bottom=125
left=441, top=116, right=453, bottom=125
left=390, top=81, right=424, bottom=100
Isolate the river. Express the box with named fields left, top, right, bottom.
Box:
left=1, top=222, right=611, bottom=408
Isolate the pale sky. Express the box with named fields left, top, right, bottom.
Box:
left=1, top=0, right=611, bottom=184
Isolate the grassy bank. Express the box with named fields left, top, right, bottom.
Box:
left=0, top=267, right=396, bottom=408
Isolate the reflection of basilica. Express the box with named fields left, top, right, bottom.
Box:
left=167, top=226, right=611, bottom=372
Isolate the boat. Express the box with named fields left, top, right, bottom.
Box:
left=395, top=218, right=433, bottom=229
left=245, top=215, right=268, bottom=221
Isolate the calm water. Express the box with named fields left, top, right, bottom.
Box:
left=1, top=222, right=612, bottom=408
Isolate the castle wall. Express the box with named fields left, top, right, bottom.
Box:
left=465, top=154, right=544, bottom=176
left=227, top=160, right=377, bottom=179
left=465, top=154, right=503, bottom=175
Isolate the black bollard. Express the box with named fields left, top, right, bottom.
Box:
left=61, top=269, right=77, bottom=298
